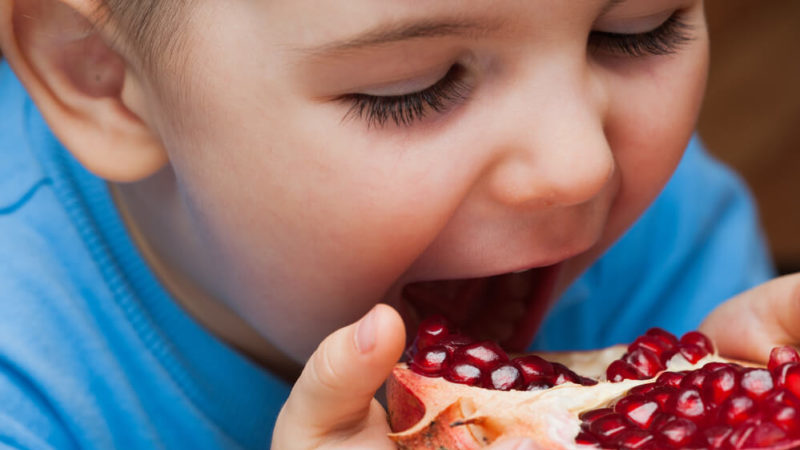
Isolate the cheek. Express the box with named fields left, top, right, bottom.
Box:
left=605, top=39, right=710, bottom=228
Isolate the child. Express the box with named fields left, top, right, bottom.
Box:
left=0, top=0, right=788, bottom=448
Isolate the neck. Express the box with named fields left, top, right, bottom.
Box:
left=109, top=171, right=302, bottom=382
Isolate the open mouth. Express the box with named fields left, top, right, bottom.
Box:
left=400, top=264, right=562, bottom=353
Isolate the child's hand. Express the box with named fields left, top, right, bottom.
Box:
left=700, top=273, right=800, bottom=363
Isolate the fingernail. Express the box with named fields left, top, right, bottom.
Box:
left=355, top=305, right=379, bottom=354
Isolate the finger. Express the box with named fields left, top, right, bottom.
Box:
left=700, top=273, right=800, bottom=363
left=276, top=304, right=406, bottom=439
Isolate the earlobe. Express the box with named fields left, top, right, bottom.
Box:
left=0, top=0, right=168, bottom=182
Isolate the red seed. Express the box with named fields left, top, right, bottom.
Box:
left=615, top=395, right=660, bottom=429
left=455, top=341, right=508, bottom=371
left=442, top=361, right=482, bottom=386
left=740, top=368, right=774, bottom=400
left=579, top=407, right=615, bottom=425
left=409, top=345, right=450, bottom=377
left=763, top=390, right=800, bottom=434
left=656, top=371, right=685, bottom=389
left=680, top=331, right=714, bottom=355
left=615, top=428, right=655, bottom=448
left=656, top=417, right=698, bottom=447
left=769, top=346, right=800, bottom=372
left=487, top=364, right=522, bottom=391
left=625, top=347, right=666, bottom=379
left=704, top=366, right=738, bottom=405
left=574, top=431, right=599, bottom=446
left=718, top=394, right=757, bottom=426
left=727, top=422, right=757, bottom=449
left=745, top=421, right=787, bottom=447
left=589, top=413, right=630, bottom=444
left=628, top=335, right=674, bottom=363
left=629, top=383, right=657, bottom=397
left=680, top=370, right=708, bottom=390
left=552, top=362, right=582, bottom=385
left=679, top=343, right=708, bottom=364
left=415, top=315, right=452, bottom=350
left=437, top=334, right=473, bottom=354
left=646, top=386, right=676, bottom=410
left=512, top=355, right=554, bottom=385
left=704, top=425, right=733, bottom=449
left=607, top=360, right=641, bottom=382
left=645, top=327, right=680, bottom=349
left=525, top=377, right=553, bottom=391
left=775, top=362, right=800, bottom=399
left=666, top=387, right=707, bottom=424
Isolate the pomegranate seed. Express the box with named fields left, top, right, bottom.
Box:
left=775, top=362, right=800, bottom=399
left=551, top=362, right=581, bottom=385
left=656, top=417, right=698, bottom=447
left=409, top=345, right=450, bottom=377
left=628, top=335, right=673, bottom=362
left=579, top=407, right=615, bottom=425
left=615, top=394, right=660, bottom=429
left=718, top=394, right=757, bottom=426
left=415, top=315, right=451, bottom=350
left=666, top=387, right=707, bottom=424
left=679, top=343, right=708, bottom=364
left=680, top=370, right=708, bottom=390
left=704, top=366, right=738, bottom=405
left=656, top=372, right=684, bottom=389
left=745, top=421, right=787, bottom=447
left=574, top=431, right=599, bottom=446
left=727, top=422, right=757, bottom=449
left=615, top=428, right=655, bottom=448
left=455, top=341, right=508, bottom=371
left=525, top=378, right=553, bottom=391
left=437, top=334, right=473, bottom=354
left=512, top=355, right=554, bottom=385
left=625, top=347, right=666, bottom=379
left=740, top=368, right=774, bottom=400
left=764, top=399, right=800, bottom=434
left=607, top=360, right=640, bottom=382
left=629, top=383, right=657, bottom=397
left=645, top=327, right=679, bottom=348
left=703, top=362, right=731, bottom=372
left=704, top=425, right=733, bottom=449
left=646, top=386, right=676, bottom=410
left=680, top=331, right=714, bottom=355
left=487, top=364, right=522, bottom=391
left=443, top=362, right=482, bottom=386
left=769, top=346, right=800, bottom=372
left=589, top=413, right=629, bottom=444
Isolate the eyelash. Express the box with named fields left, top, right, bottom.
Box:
left=342, top=12, right=693, bottom=128
left=589, top=12, right=694, bottom=57
left=341, top=64, right=470, bottom=129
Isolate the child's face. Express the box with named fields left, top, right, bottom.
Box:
left=134, top=0, right=708, bottom=359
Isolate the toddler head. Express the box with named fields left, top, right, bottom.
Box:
left=2, top=0, right=708, bottom=364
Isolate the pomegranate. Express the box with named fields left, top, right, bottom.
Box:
left=387, top=317, right=800, bottom=449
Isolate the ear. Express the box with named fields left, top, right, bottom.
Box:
left=0, top=0, right=168, bottom=182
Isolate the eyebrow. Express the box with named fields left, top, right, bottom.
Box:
left=300, top=18, right=503, bottom=57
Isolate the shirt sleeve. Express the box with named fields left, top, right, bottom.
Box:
left=532, top=135, right=776, bottom=351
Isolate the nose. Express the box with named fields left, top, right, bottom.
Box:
left=482, top=69, right=614, bottom=208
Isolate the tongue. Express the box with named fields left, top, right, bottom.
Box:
left=402, top=265, right=559, bottom=352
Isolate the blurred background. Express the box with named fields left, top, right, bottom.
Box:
left=700, top=1, right=800, bottom=274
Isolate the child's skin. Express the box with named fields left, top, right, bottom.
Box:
left=2, top=0, right=799, bottom=448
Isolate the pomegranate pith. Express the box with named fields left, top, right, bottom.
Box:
left=389, top=320, right=800, bottom=449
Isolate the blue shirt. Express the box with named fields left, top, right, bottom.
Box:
left=0, top=60, right=773, bottom=448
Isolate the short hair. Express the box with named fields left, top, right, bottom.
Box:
left=97, top=0, right=192, bottom=72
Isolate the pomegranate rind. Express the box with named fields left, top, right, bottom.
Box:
left=387, top=347, right=750, bottom=449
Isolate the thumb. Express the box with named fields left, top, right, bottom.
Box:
left=700, top=273, right=800, bottom=363
left=275, top=304, right=406, bottom=441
